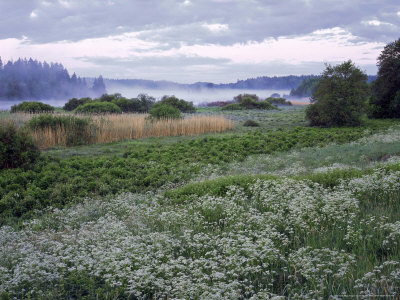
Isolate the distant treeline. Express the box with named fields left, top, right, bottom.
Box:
left=289, top=75, right=377, bottom=98
left=107, top=75, right=323, bottom=91
left=0, top=57, right=106, bottom=100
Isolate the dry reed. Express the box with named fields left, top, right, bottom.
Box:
left=7, top=113, right=234, bottom=149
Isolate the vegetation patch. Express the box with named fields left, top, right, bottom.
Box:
left=27, top=114, right=95, bottom=147
left=243, top=119, right=259, bottom=127
left=222, top=94, right=277, bottom=111
left=0, top=124, right=388, bottom=224
left=75, top=101, right=122, bottom=114
left=10, top=101, right=55, bottom=114
left=149, top=103, right=182, bottom=120
left=0, top=120, right=40, bottom=170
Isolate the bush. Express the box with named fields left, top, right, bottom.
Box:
left=63, top=97, right=92, bottom=111
left=27, top=114, right=95, bottom=146
left=221, top=95, right=276, bottom=110
left=75, top=102, right=122, bottom=114
left=306, top=60, right=369, bottom=127
left=243, top=120, right=260, bottom=127
left=158, top=96, right=195, bottom=113
left=266, top=97, right=292, bottom=106
left=10, top=101, right=54, bottom=113
left=221, top=103, right=245, bottom=111
left=0, top=121, right=40, bottom=169
left=149, top=104, right=182, bottom=119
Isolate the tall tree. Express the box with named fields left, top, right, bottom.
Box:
left=306, top=60, right=369, bottom=127
left=92, top=75, right=107, bottom=96
left=370, top=38, right=400, bottom=118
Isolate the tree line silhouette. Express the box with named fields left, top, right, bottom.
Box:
left=0, top=57, right=106, bottom=100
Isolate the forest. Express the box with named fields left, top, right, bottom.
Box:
left=0, top=57, right=106, bottom=100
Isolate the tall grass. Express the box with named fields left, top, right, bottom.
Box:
left=5, top=113, right=234, bottom=149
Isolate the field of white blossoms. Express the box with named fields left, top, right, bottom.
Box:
left=1, top=122, right=400, bottom=299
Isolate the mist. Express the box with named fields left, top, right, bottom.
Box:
left=107, top=85, right=291, bottom=105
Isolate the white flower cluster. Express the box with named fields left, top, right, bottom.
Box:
left=354, top=261, right=400, bottom=297
left=1, top=169, right=400, bottom=298
left=352, top=125, right=400, bottom=145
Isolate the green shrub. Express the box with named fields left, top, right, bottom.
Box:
left=63, top=97, right=92, bottom=111
left=221, top=97, right=276, bottom=110
left=221, top=103, right=245, bottom=110
left=75, top=102, right=122, bottom=114
left=158, top=96, right=195, bottom=113
left=243, top=120, right=260, bottom=127
left=266, top=97, right=292, bottom=106
left=10, top=101, right=55, bottom=113
left=0, top=121, right=40, bottom=169
left=148, top=104, right=182, bottom=119
left=97, top=93, right=155, bottom=113
left=27, top=114, right=95, bottom=146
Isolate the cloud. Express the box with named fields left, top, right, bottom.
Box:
left=0, top=26, right=383, bottom=82
left=30, top=11, right=38, bottom=19
left=0, top=0, right=398, bottom=45
left=0, top=0, right=397, bottom=81
left=202, top=23, right=229, bottom=33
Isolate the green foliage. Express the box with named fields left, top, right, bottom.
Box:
left=95, top=93, right=155, bottom=113
left=10, top=101, right=55, bottom=113
left=222, top=94, right=277, bottom=111
left=370, top=38, right=400, bottom=118
left=0, top=121, right=40, bottom=170
left=63, top=97, right=92, bottom=111
left=0, top=125, right=381, bottom=224
left=243, top=120, right=260, bottom=127
left=26, top=114, right=95, bottom=146
left=265, top=97, right=292, bottom=106
left=158, top=96, right=196, bottom=113
left=290, top=77, right=320, bottom=97
left=234, top=93, right=259, bottom=103
left=148, top=104, right=182, bottom=119
left=164, top=174, right=278, bottom=204
left=306, top=60, right=369, bottom=127
left=221, top=103, right=245, bottom=110
left=75, top=102, right=122, bottom=114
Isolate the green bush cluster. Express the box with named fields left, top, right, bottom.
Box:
left=266, top=97, right=292, bottom=106
left=10, top=101, right=55, bottom=113
left=27, top=114, right=95, bottom=146
left=63, top=97, right=92, bottom=111
left=0, top=121, right=40, bottom=170
left=148, top=104, right=182, bottom=120
left=99, top=93, right=155, bottom=113
left=64, top=93, right=156, bottom=113
left=243, top=120, right=260, bottom=127
left=222, top=94, right=277, bottom=111
left=157, top=96, right=196, bottom=113
left=0, top=125, right=381, bottom=224
left=75, top=102, right=122, bottom=114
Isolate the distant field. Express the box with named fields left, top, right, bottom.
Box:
left=1, top=107, right=400, bottom=299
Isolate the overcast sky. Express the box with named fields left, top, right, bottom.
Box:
left=0, top=0, right=399, bottom=83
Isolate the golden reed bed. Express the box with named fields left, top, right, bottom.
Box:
left=7, top=113, right=234, bottom=149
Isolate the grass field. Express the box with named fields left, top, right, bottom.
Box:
left=1, top=107, right=400, bottom=299
left=1, top=112, right=233, bottom=149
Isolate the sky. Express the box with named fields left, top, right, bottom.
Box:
left=0, top=0, right=399, bottom=83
